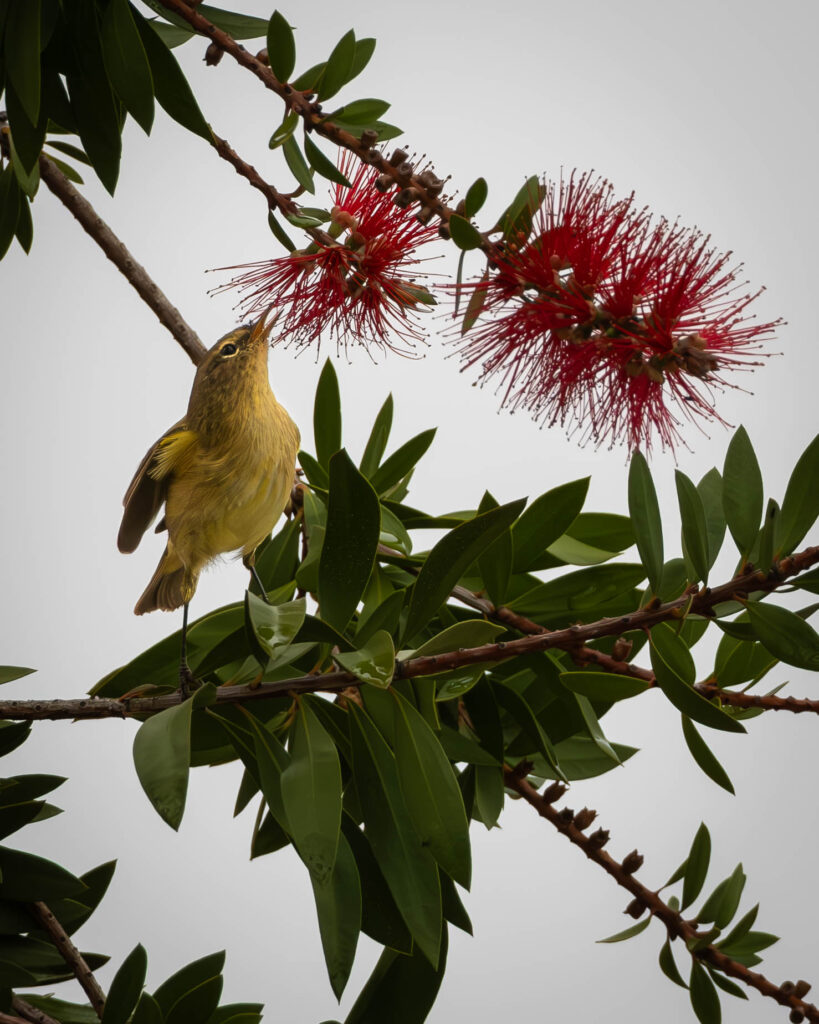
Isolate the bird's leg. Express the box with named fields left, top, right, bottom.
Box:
left=243, top=552, right=271, bottom=604
left=178, top=601, right=199, bottom=696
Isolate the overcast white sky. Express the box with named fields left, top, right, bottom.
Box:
left=2, top=0, right=818, bottom=1021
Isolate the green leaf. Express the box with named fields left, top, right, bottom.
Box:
left=268, top=109, right=299, bottom=148
left=650, top=624, right=745, bottom=734
left=391, top=690, right=472, bottom=889
left=240, top=712, right=291, bottom=830
left=568, top=512, right=635, bottom=551
left=707, top=969, right=749, bottom=1000
left=131, top=992, right=163, bottom=1024
left=449, top=214, right=483, bottom=250
left=716, top=904, right=759, bottom=951
left=0, top=847, right=85, bottom=902
left=291, top=60, right=326, bottom=92
left=3, top=0, right=40, bottom=123
left=280, top=698, right=342, bottom=884
left=101, top=944, right=148, bottom=1024
left=303, top=134, right=351, bottom=186
left=690, top=960, right=721, bottom=1024
left=46, top=155, right=85, bottom=184
left=13, top=995, right=101, bottom=1024
left=676, top=470, right=711, bottom=584
left=475, top=491, right=512, bottom=604
left=153, top=952, right=225, bottom=1019
left=345, top=925, right=448, bottom=1024
left=508, top=564, right=646, bottom=619
left=282, top=136, right=315, bottom=193
left=267, top=209, right=296, bottom=250
left=136, top=13, right=211, bottom=142
left=464, top=177, right=488, bottom=218
left=313, top=360, right=342, bottom=467
left=681, top=716, right=735, bottom=794
left=244, top=593, right=305, bottom=666
left=682, top=823, right=711, bottom=911
left=404, top=500, right=525, bottom=641
left=745, top=600, right=819, bottom=670
left=0, top=665, right=35, bottom=685
left=359, top=394, right=394, bottom=478
left=697, top=468, right=726, bottom=570
left=412, top=620, right=505, bottom=659
left=319, top=449, right=381, bottom=631
left=698, top=863, right=746, bottom=928
left=512, top=478, right=589, bottom=571
left=14, top=189, right=33, bottom=252
left=722, top=426, right=763, bottom=556
left=370, top=428, right=436, bottom=495
left=495, top=175, right=543, bottom=238
left=659, top=939, right=688, bottom=988
left=574, top=693, right=620, bottom=765
left=0, top=155, right=21, bottom=260
left=717, top=929, right=778, bottom=965
left=101, top=0, right=155, bottom=134
left=318, top=29, right=356, bottom=101
left=335, top=630, right=394, bottom=688
left=460, top=273, right=487, bottom=334
left=144, top=19, right=194, bottom=48
left=310, top=831, right=360, bottom=999
left=342, top=816, right=412, bottom=953
left=629, top=452, right=664, bottom=593
left=5, top=77, right=45, bottom=183
left=597, top=916, right=651, bottom=943
left=776, top=433, right=819, bottom=555
left=349, top=37, right=376, bottom=81
left=348, top=704, right=441, bottom=967
left=492, top=682, right=563, bottom=777
left=330, top=98, right=390, bottom=126
left=560, top=671, right=650, bottom=701
left=529, top=736, right=637, bottom=782
left=266, top=10, right=295, bottom=81
left=133, top=698, right=193, bottom=830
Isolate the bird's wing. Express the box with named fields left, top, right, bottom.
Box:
left=117, top=418, right=192, bottom=553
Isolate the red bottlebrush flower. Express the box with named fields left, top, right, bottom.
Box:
left=452, top=173, right=780, bottom=451
left=215, top=152, right=438, bottom=355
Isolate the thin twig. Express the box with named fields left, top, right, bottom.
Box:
left=28, top=902, right=106, bottom=1019
left=695, top=681, right=819, bottom=715
left=504, top=768, right=819, bottom=1021
left=37, top=152, right=206, bottom=366
left=211, top=133, right=300, bottom=220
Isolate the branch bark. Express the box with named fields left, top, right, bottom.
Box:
left=28, top=902, right=106, bottom=1019
left=37, top=153, right=206, bottom=366
left=504, top=767, right=819, bottom=1021
left=10, top=999, right=61, bottom=1024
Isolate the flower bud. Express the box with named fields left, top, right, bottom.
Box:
left=360, top=129, right=379, bottom=148
left=205, top=43, right=223, bottom=66
left=625, top=898, right=644, bottom=919
left=589, top=828, right=610, bottom=848
left=394, top=188, right=420, bottom=209
left=795, top=981, right=812, bottom=998
left=573, top=807, right=597, bottom=830
left=621, top=850, right=644, bottom=874
left=559, top=807, right=575, bottom=823
left=389, top=148, right=410, bottom=167
left=541, top=782, right=566, bottom=803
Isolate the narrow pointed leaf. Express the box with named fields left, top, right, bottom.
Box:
left=682, top=823, right=711, bottom=911
left=597, top=916, right=651, bottom=943
left=136, top=14, right=211, bottom=141
left=101, top=944, right=148, bottom=1024
left=369, top=428, right=436, bottom=494
left=281, top=698, right=342, bottom=884
left=777, top=432, right=819, bottom=555
left=348, top=704, right=441, bottom=967
left=512, top=478, right=589, bottom=571
left=404, top=500, right=525, bottom=641
left=3, top=0, right=40, bottom=124
left=282, top=136, right=315, bottom=192
left=744, top=601, right=819, bottom=670
left=319, top=449, right=381, bottom=631
left=676, top=470, right=711, bottom=583
left=659, top=939, right=688, bottom=988
left=313, top=360, right=341, bottom=467
left=304, top=134, right=351, bottom=186
left=0, top=666, right=35, bottom=685
left=681, top=716, right=735, bottom=794
left=391, top=690, right=472, bottom=888
left=310, top=831, right=360, bottom=999
left=560, top=671, right=650, bottom=701
left=101, top=0, right=155, bottom=134
left=722, top=427, right=763, bottom=556
left=628, top=452, right=664, bottom=593
left=360, top=394, right=394, bottom=478
left=464, top=177, right=488, bottom=218
left=266, top=10, right=295, bottom=81
left=318, top=29, right=356, bottom=101
left=690, top=960, right=721, bottom=1024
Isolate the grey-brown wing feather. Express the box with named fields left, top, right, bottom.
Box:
left=117, top=418, right=186, bottom=553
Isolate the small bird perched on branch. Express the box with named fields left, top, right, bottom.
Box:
left=117, top=312, right=300, bottom=690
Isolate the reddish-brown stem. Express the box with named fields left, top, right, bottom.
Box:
left=695, top=681, right=819, bottom=714
left=504, top=768, right=819, bottom=1021
left=37, top=153, right=206, bottom=366
left=28, top=902, right=106, bottom=1018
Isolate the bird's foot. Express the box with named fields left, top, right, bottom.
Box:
left=178, top=664, right=201, bottom=698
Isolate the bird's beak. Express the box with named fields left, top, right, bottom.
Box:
left=250, top=305, right=279, bottom=346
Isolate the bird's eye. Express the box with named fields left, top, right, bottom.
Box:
left=221, top=343, right=238, bottom=356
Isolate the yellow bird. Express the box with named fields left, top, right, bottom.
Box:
left=118, top=314, right=300, bottom=689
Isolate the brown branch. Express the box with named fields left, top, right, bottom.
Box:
left=10, top=999, right=61, bottom=1024
left=28, top=902, right=105, bottom=1019
left=695, top=681, right=819, bottom=715
left=504, top=768, right=819, bottom=1021
left=0, top=1013, right=29, bottom=1024
left=155, top=0, right=457, bottom=234
left=1, top=545, right=816, bottom=722
left=37, top=152, right=207, bottom=366
left=211, top=134, right=300, bottom=221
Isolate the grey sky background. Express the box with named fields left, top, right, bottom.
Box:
left=2, top=0, right=817, bottom=1020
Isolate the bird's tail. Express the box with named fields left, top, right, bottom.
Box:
left=134, top=547, right=196, bottom=614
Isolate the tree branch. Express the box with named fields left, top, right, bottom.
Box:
left=695, top=681, right=819, bottom=715
left=36, top=152, right=207, bottom=366
left=0, top=546, right=815, bottom=722
left=9, top=998, right=61, bottom=1024
left=155, top=0, right=457, bottom=234
left=28, top=902, right=106, bottom=1019
left=504, top=767, right=819, bottom=1021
